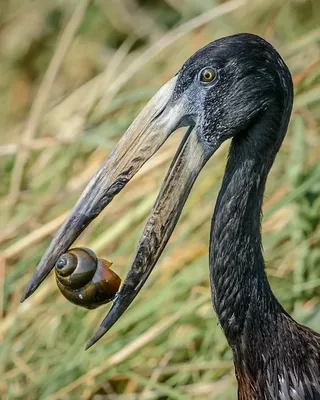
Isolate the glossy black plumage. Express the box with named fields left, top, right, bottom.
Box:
left=183, top=34, right=320, bottom=399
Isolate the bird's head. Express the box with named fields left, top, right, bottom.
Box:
left=170, top=33, right=292, bottom=150
left=21, top=33, right=293, bottom=347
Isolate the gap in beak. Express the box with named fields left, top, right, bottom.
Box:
left=174, top=114, right=196, bottom=131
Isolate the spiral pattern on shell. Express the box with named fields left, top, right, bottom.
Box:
left=55, top=247, right=121, bottom=309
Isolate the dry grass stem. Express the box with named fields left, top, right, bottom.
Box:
left=7, top=0, right=92, bottom=210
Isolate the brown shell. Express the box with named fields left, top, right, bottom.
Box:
left=55, top=247, right=121, bottom=309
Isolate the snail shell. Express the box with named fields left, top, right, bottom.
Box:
left=54, top=247, right=121, bottom=309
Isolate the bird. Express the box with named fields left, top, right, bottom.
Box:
left=22, top=33, right=320, bottom=399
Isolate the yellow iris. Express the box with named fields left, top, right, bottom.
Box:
left=200, top=68, right=215, bottom=83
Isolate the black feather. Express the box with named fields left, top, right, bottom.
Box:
left=174, top=33, right=320, bottom=398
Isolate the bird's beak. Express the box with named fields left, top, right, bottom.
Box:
left=85, top=124, right=213, bottom=348
left=21, top=75, right=183, bottom=301
left=21, top=74, right=214, bottom=348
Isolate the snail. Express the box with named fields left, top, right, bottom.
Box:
left=54, top=247, right=121, bottom=309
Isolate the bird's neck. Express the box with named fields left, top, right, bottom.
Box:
left=209, top=114, right=289, bottom=346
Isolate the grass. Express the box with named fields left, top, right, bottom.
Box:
left=1, top=0, right=320, bottom=399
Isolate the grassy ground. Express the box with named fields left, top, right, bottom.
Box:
left=1, top=0, right=320, bottom=399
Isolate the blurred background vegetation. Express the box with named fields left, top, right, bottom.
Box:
left=0, top=0, right=319, bottom=399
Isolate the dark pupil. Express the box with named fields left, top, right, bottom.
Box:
left=203, top=70, right=213, bottom=81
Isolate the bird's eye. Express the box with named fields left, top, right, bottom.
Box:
left=199, top=68, right=216, bottom=84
